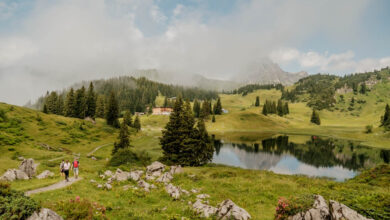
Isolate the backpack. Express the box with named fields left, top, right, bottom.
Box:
left=73, top=161, right=79, bottom=168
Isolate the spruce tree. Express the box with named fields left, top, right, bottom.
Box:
left=200, top=100, right=211, bottom=119
left=74, top=86, right=87, bottom=119
left=42, top=104, right=48, bottom=114
left=193, top=99, right=201, bottom=118
left=271, top=101, right=277, bottom=114
left=112, top=121, right=130, bottom=155
left=283, top=102, right=289, bottom=115
left=46, top=91, right=58, bottom=114
left=193, top=119, right=214, bottom=165
left=86, top=82, right=96, bottom=118
left=310, top=109, right=321, bottom=125
left=214, top=98, right=223, bottom=115
left=381, top=104, right=390, bottom=129
left=106, top=92, right=119, bottom=127
left=212, top=115, right=216, bottom=123
left=133, top=115, right=141, bottom=131
left=255, top=96, right=260, bottom=107
left=277, top=99, right=284, bottom=116
left=56, top=95, right=64, bottom=115
left=95, top=95, right=105, bottom=118
left=65, top=88, right=76, bottom=117
left=123, top=110, right=133, bottom=127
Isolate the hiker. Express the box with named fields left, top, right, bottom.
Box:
left=72, top=158, right=80, bottom=179
left=59, top=159, right=65, bottom=177
left=63, top=159, right=71, bottom=182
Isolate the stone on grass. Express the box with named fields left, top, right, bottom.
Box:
left=27, top=208, right=63, bottom=220
left=197, top=194, right=210, bottom=200
left=36, top=170, right=54, bottom=179
left=138, top=180, right=152, bottom=192
left=90, top=179, right=96, bottom=184
left=0, top=169, right=29, bottom=181
left=91, top=156, right=97, bottom=160
left=97, top=184, right=103, bottom=189
left=329, top=200, right=373, bottom=220
left=113, top=169, right=131, bottom=181
left=170, top=165, right=183, bottom=175
left=192, top=199, right=217, bottom=218
left=104, top=183, right=112, bottom=190
left=104, top=170, right=113, bottom=177
left=191, top=188, right=200, bottom=194
left=289, top=195, right=330, bottom=220
left=216, top=199, right=251, bottom=220
left=147, top=161, right=165, bottom=173
left=156, top=172, right=173, bottom=183
left=18, top=156, right=25, bottom=161
left=145, top=173, right=156, bottom=181
left=19, top=158, right=37, bottom=178
left=129, top=170, right=144, bottom=181
left=165, top=183, right=181, bottom=200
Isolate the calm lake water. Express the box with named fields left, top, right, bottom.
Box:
left=212, top=135, right=390, bottom=181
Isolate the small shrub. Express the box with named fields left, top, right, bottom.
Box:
left=7, top=148, right=15, bottom=151
left=275, top=195, right=314, bottom=220
left=365, top=125, right=373, bottom=134
left=54, top=196, right=107, bottom=220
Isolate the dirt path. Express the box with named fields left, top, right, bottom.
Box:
left=25, top=177, right=82, bottom=196
left=87, top=143, right=112, bottom=156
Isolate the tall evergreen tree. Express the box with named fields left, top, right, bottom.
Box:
left=381, top=104, right=390, bottom=129
left=212, top=115, right=216, bottom=123
left=193, top=119, right=214, bottom=164
left=200, top=100, right=211, bottom=119
left=123, top=110, right=133, bottom=127
left=255, top=96, right=260, bottom=107
left=163, top=97, right=168, bottom=108
left=65, top=88, right=76, bottom=117
left=193, top=99, right=201, bottom=118
left=277, top=99, right=284, bottom=116
left=112, top=121, right=130, bottom=155
left=95, top=95, right=105, bottom=118
left=271, top=101, right=277, bottom=114
left=106, top=92, right=119, bottom=127
left=46, top=91, right=59, bottom=114
left=310, top=109, right=321, bottom=125
left=42, top=104, right=48, bottom=114
left=56, top=95, right=64, bottom=115
left=86, top=82, right=96, bottom=118
left=133, top=115, right=141, bottom=131
left=283, top=102, right=289, bottom=115
left=74, top=86, right=87, bottom=119
left=360, top=83, right=367, bottom=94
left=213, top=98, right=223, bottom=115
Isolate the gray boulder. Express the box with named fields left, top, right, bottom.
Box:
left=19, top=158, right=37, bottom=178
left=197, top=194, right=211, bottom=200
left=329, top=200, right=373, bottom=220
left=104, top=170, right=113, bottom=177
left=193, top=199, right=217, bottom=218
left=216, top=199, right=251, bottom=220
left=104, top=183, right=112, bottom=190
left=165, top=183, right=181, bottom=200
left=113, top=169, right=131, bottom=181
left=27, top=208, right=63, bottom=220
left=147, top=161, right=165, bottom=173
left=36, top=170, right=54, bottom=179
left=289, top=195, right=330, bottom=220
left=156, top=172, right=173, bottom=183
left=129, top=170, right=144, bottom=181
left=0, top=169, right=29, bottom=181
left=138, top=180, right=152, bottom=192
left=170, top=165, right=183, bottom=175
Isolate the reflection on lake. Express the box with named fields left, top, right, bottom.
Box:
left=212, top=135, right=390, bottom=181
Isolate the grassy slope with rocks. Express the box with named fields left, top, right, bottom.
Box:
left=0, top=102, right=389, bottom=219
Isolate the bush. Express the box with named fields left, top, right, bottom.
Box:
left=275, top=195, right=314, bottom=220
left=0, top=181, right=41, bottom=219
left=108, top=148, right=151, bottom=167
left=365, top=125, right=373, bottom=133
left=54, top=196, right=107, bottom=220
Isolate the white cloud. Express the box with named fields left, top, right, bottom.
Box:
left=270, top=48, right=390, bottom=74
left=173, top=4, right=184, bottom=16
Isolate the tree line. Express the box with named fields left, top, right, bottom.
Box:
left=223, top=83, right=284, bottom=96
left=262, top=99, right=289, bottom=116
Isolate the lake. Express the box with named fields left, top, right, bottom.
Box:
left=212, top=135, right=390, bottom=181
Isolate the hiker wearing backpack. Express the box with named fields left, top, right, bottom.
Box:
left=72, top=158, right=79, bottom=179
left=63, top=160, right=71, bottom=182
left=59, top=159, right=65, bottom=177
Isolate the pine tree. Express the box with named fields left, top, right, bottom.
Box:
left=95, top=95, right=105, bottom=118
left=255, top=96, right=260, bottom=107
left=360, top=83, right=367, bottom=94
left=193, top=119, right=214, bottom=165
left=42, top=104, right=48, bottom=114
left=277, top=99, right=284, bottom=116
left=310, top=109, right=321, bottom=125
left=74, top=86, right=87, bottom=119
left=213, top=98, right=223, bottom=115
left=200, top=100, right=211, bottom=119
left=106, top=92, right=119, bottom=127
left=133, top=115, right=141, bottom=131
left=193, top=99, right=201, bottom=118
left=381, top=104, right=390, bottom=129
left=86, top=82, right=96, bottom=118
left=46, top=91, right=59, bottom=114
left=283, top=102, right=289, bottom=115
left=112, top=121, right=130, bottom=155
left=123, top=110, right=132, bottom=127
left=212, top=115, right=216, bottom=123
left=65, top=88, right=76, bottom=117
left=56, top=95, right=64, bottom=115
left=271, top=101, right=277, bottom=114
left=163, top=97, right=168, bottom=108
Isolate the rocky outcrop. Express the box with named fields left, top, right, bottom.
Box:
left=165, top=183, right=182, bottom=200
left=147, top=161, right=165, bottom=173
left=216, top=199, right=251, bottom=220
left=193, top=199, right=217, bottom=218
left=170, top=165, right=183, bottom=175
left=329, top=200, right=373, bottom=220
left=129, top=170, right=143, bottom=182
left=112, top=169, right=131, bottom=181
left=138, top=180, right=154, bottom=192
left=156, top=172, right=173, bottom=183
left=36, top=170, right=54, bottom=179
left=0, top=169, right=29, bottom=181
left=19, top=158, right=37, bottom=178
left=104, top=170, right=113, bottom=177
left=27, top=208, right=63, bottom=220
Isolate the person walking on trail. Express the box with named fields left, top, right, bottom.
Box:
left=59, top=159, right=65, bottom=177
left=72, top=158, right=80, bottom=179
left=63, top=160, right=71, bottom=182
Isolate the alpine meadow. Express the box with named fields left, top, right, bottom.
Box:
left=0, top=1, right=390, bottom=220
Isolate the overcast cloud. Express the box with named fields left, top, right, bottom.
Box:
left=0, top=0, right=389, bottom=105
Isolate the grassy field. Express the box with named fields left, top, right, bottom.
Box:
left=0, top=82, right=389, bottom=220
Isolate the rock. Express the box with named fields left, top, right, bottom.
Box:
left=289, top=195, right=330, bottom=220
left=91, top=156, right=97, bottom=160
left=107, top=177, right=113, bottom=184
left=18, top=156, right=25, bottom=161
left=165, top=183, right=181, bottom=200
left=97, top=184, right=103, bottom=188
left=192, top=199, right=217, bottom=218
left=19, top=158, right=37, bottom=178
left=36, top=170, right=54, bottom=179
left=104, top=170, right=113, bottom=177
left=138, top=180, right=152, bottom=192
left=113, top=169, right=131, bottom=181
left=197, top=194, right=210, bottom=200
left=104, top=183, right=112, bottom=190
left=15, top=169, right=30, bottom=180
left=90, top=179, right=96, bottom=184
left=329, top=200, right=373, bottom=220
left=151, top=170, right=162, bottom=177
left=129, top=170, right=144, bottom=181
left=170, top=165, right=183, bottom=175
left=156, top=172, right=173, bottom=183
left=0, top=169, right=29, bottom=181
left=147, top=161, right=165, bottom=173
left=191, top=188, right=200, bottom=194
left=99, top=174, right=105, bottom=179
left=216, top=199, right=251, bottom=220
left=145, top=173, right=156, bottom=181
left=84, top=117, right=96, bottom=124
left=181, top=189, right=190, bottom=195
left=27, top=208, right=63, bottom=220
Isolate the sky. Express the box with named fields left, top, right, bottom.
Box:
left=0, top=0, right=390, bottom=105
